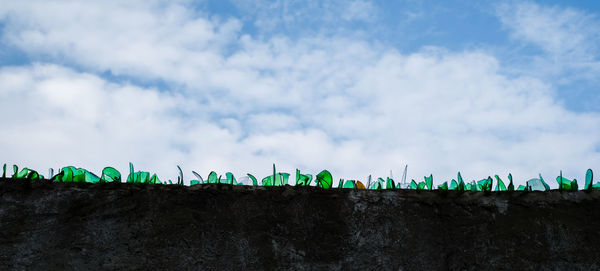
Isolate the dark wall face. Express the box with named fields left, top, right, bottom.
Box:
left=1, top=180, right=600, bottom=270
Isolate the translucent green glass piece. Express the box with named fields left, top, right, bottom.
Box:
left=343, top=180, right=356, bottom=189
left=139, top=172, right=150, bottom=183
left=295, top=169, right=313, bottom=186
left=126, top=163, right=135, bottom=183
left=457, top=172, right=464, bottom=185
left=190, top=180, right=200, bottom=185
left=593, top=182, right=600, bottom=190
left=13, top=165, right=18, bottom=177
left=2, top=164, right=6, bottom=178
left=150, top=174, right=161, bottom=184
left=226, top=172, right=236, bottom=185
left=478, top=177, right=492, bottom=192
left=556, top=173, right=577, bottom=191
left=370, top=180, right=383, bottom=190
left=101, top=167, right=121, bottom=183
left=409, top=179, right=417, bottom=190
left=262, top=176, right=273, bottom=186
left=450, top=179, right=458, bottom=190
left=338, top=179, right=344, bottom=188
left=247, top=173, right=258, bottom=186
left=465, top=183, right=472, bottom=191
left=457, top=180, right=465, bottom=191
left=280, top=173, right=290, bottom=186
left=494, top=175, right=506, bottom=191
left=538, top=174, right=550, bottom=190
left=424, top=174, right=433, bottom=190
left=517, top=185, right=527, bottom=191
left=438, top=181, right=448, bottom=190
left=585, top=169, right=593, bottom=191
left=417, top=182, right=426, bottom=190
left=84, top=171, right=101, bottom=183
left=386, top=177, right=395, bottom=189
left=208, top=171, right=218, bottom=184
left=507, top=173, right=514, bottom=191
left=316, top=170, right=333, bottom=189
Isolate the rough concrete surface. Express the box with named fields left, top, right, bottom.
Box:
left=1, top=179, right=600, bottom=270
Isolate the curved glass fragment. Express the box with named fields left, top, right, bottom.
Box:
left=494, top=175, right=506, bottom=191
left=343, top=180, right=356, bottom=189
left=247, top=173, right=258, bottom=186
left=316, top=170, right=333, bottom=189
left=438, top=182, right=448, bottom=190
left=585, top=169, right=593, bottom=191
left=101, top=167, right=121, bottom=183
left=356, top=181, right=366, bottom=189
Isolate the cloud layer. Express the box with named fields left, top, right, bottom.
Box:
left=0, top=1, right=598, bottom=185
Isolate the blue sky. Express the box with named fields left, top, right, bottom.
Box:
left=0, top=0, right=599, bottom=186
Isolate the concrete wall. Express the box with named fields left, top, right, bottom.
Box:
left=1, top=179, right=600, bottom=270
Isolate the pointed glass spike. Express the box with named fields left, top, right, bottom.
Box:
left=226, top=172, right=236, bottom=185
left=494, top=175, right=506, bottom=191
left=262, top=176, right=273, bottom=186
left=457, top=180, right=465, bottom=191
left=417, top=182, right=427, bottom=190
left=101, top=167, right=121, bottom=183
left=507, top=173, right=514, bottom=191
left=585, top=169, right=593, bottom=191
left=457, top=172, right=464, bottom=184
left=338, top=179, right=344, bottom=188
left=2, top=164, right=6, bottom=178
left=208, top=171, right=218, bottom=184
left=272, top=163, right=276, bottom=186
left=247, top=174, right=258, bottom=186
left=538, top=174, right=550, bottom=190
left=517, top=185, right=527, bottom=191
left=127, top=162, right=135, bottom=183
left=316, top=170, right=333, bottom=189
left=424, top=174, right=433, bottom=190
left=356, top=181, right=366, bottom=189
left=409, top=179, right=417, bottom=190
left=450, top=179, right=458, bottom=190
left=13, top=165, right=18, bottom=178
left=438, top=182, right=448, bottom=190
left=386, top=177, right=395, bottom=189
left=192, top=171, right=204, bottom=183
left=150, top=174, right=160, bottom=184
left=343, top=180, right=356, bottom=189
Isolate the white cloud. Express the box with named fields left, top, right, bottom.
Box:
left=0, top=1, right=598, bottom=187
left=496, top=2, right=600, bottom=80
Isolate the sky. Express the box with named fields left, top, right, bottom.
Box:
left=0, top=0, right=599, bottom=187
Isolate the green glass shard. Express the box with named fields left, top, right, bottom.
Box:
left=2, top=164, right=6, bottom=178
left=517, top=185, right=527, bottom=191
left=424, top=174, right=433, bottom=190
left=450, top=179, right=458, bottom=190
left=13, top=165, right=18, bottom=177
left=371, top=179, right=383, bottom=190
left=494, top=175, right=506, bottom=191
left=478, top=177, right=492, bottom=192
left=280, top=173, right=290, bottom=186
left=84, top=171, right=100, bottom=183
left=537, top=174, right=550, bottom=190
left=465, top=183, right=472, bottom=191
left=457, top=172, right=464, bottom=185
left=585, top=169, right=593, bottom=191
left=190, top=180, right=200, bottom=185
left=262, top=176, right=273, bottom=186
left=208, top=171, right=218, bottom=184
left=409, top=179, right=417, bottom=190
left=343, top=180, right=356, bottom=189
left=316, top=170, right=333, bottom=189
left=338, top=179, right=344, bottom=188
left=247, top=173, right=258, bottom=186
left=593, top=182, right=600, bottom=190
left=507, top=173, right=514, bottom=191
left=226, top=172, right=236, bottom=185
left=438, top=181, right=448, bottom=190
left=417, top=182, right=426, bottom=190
left=101, top=167, right=121, bottom=183
left=386, top=177, right=395, bottom=189
left=556, top=173, right=577, bottom=191
left=295, top=169, right=313, bottom=186
left=149, top=174, right=161, bottom=184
